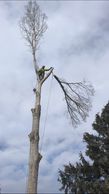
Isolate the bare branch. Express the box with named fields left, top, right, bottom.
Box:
left=19, top=0, right=47, bottom=73
left=54, top=75, right=94, bottom=127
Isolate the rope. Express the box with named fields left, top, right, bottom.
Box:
left=25, top=163, right=28, bottom=193
left=40, top=73, right=53, bottom=152
left=25, top=147, right=29, bottom=193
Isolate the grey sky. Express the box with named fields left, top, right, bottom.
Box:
left=0, top=1, right=109, bottom=193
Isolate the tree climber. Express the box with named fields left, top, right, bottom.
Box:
left=38, top=66, right=53, bottom=80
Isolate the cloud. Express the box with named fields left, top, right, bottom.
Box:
left=0, top=139, right=9, bottom=151
left=0, top=1, right=109, bottom=193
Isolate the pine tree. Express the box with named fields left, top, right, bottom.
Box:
left=58, top=102, right=109, bottom=194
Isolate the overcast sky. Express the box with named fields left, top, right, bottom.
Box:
left=0, top=0, right=109, bottom=193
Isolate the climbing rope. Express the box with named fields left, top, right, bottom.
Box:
left=40, top=73, right=53, bottom=152
left=25, top=146, right=29, bottom=193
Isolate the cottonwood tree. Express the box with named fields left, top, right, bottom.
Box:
left=20, top=1, right=94, bottom=193
left=20, top=1, right=53, bottom=193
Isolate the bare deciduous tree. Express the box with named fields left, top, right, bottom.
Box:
left=20, top=0, right=47, bottom=74
left=54, top=75, right=94, bottom=127
left=20, top=1, right=94, bottom=194
left=20, top=1, right=53, bottom=194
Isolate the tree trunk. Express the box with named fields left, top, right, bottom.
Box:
left=27, top=82, right=42, bottom=194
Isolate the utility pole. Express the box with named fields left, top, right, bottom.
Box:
left=20, top=1, right=94, bottom=193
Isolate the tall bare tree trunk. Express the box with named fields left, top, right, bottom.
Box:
left=27, top=81, right=42, bottom=194
left=19, top=1, right=50, bottom=193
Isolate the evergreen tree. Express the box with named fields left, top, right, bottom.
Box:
left=58, top=102, right=109, bottom=194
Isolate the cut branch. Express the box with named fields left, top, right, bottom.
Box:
left=54, top=75, right=94, bottom=127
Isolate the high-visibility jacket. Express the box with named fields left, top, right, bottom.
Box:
left=38, top=67, right=51, bottom=74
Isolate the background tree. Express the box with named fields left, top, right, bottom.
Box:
left=20, top=1, right=94, bottom=193
left=58, top=102, right=109, bottom=194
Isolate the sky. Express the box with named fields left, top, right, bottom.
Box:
left=0, top=0, right=109, bottom=193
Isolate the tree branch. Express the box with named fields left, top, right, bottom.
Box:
left=54, top=75, right=94, bottom=127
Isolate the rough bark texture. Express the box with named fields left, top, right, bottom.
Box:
left=26, top=63, right=53, bottom=194
left=19, top=2, right=50, bottom=192
left=27, top=82, right=42, bottom=194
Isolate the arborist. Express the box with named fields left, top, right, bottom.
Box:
left=33, top=66, right=53, bottom=93
left=38, top=66, right=53, bottom=80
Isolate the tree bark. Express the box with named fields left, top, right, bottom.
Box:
left=27, top=67, right=53, bottom=194
left=27, top=82, right=42, bottom=194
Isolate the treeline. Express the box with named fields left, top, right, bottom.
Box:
left=58, top=102, right=109, bottom=194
